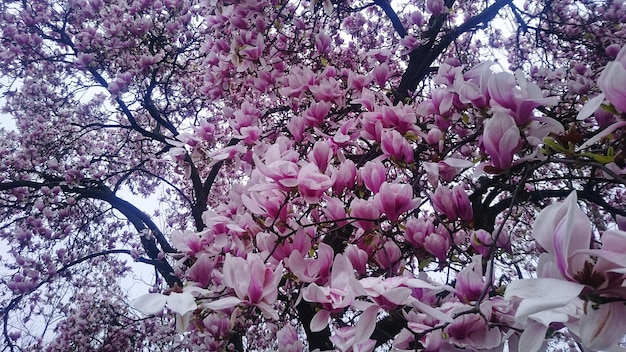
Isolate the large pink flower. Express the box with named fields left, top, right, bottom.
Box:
left=373, top=182, right=420, bottom=222
left=598, top=45, right=626, bottom=112
left=297, top=163, right=333, bottom=204
left=482, top=111, right=521, bottom=170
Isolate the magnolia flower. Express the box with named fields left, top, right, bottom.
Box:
left=482, top=111, right=521, bottom=170
left=132, top=286, right=207, bottom=333
left=205, top=253, right=283, bottom=320
left=505, top=192, right=626, bottom=352
left=302, top=254, right=366, bottom=331
left=373, top=182, right=420, bottom=222
left=380, top=129, right=414, bottom=163
left=360, top=160, right=387, bottom=193
left=297, top=163, right=333, bottom=204
left=598, top=45, right=626, bottom=112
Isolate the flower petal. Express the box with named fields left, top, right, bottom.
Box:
left=518, top=321, right=549, bottom=352
left=311, top=309, right=331, bottom=332
left=204, top=296, right=243, bottom=311
left=132, top=293, right=168, bottom=315
left=167, top=292, right=197, bottom=316
left=505, top=278, right=584, bottom=322
left=580, top=302, right=626, bottom=351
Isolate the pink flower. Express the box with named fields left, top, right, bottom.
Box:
left=452, top=186, right=473, bottom=222
left=423, top=231, right=450, bottom=263
left=309, top=77, right=345, bottom=105
left=372, top=63, right=392, bottom=87
left=276, top=324, right=304, bottom=351
left=303, top=101, right=331, bottom=127
left=443, top=304, right=502, bottom=349
left=456, top=255, right=486, bottom=302
left=380, top=129, right=414, bottom=163
left=426, top=0, right=445, bottom=15
left=345, top=244, right=369, bottom=275
left=302, top=254, right=366, bottom=331
left=431, top=185, right=457, bottom=220
left=482, top=111, right=521, bottom=170
left=374, top=240, right=402, bottom=273
left=404, top=217, right=435, bottom=249
left=532, top=192, right=591, bottom=281
left=350, top=198, right=380, bottom=231
left=329, top=307, right=378, bottom=352
left=373, top=182, right=420, bottom=222
left=470, top=229, right=493, bottom=257
left=207, top=253, right=284, bottom=319
left=331, top=159, right=356, bottom=195
left=285, top=243, right=334, bottom=284
left=360, top=160, right=386, bottom=193
left=308, top=140, right=333, bottom=173
left=598, top=45, right=626, bottom=112
left=315, top=31, right=332, bottom=53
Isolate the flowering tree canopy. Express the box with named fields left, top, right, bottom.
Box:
left=1, top=0, right=626, bottom=351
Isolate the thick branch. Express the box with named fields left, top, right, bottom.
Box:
left=394, top=0, right=512, bottom=103
left=0, top=180, right=180, bottom=287
left=374, top=0, right=407, bottom=37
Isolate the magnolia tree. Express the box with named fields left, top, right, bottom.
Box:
left=1, top=0, right=626, bottom=351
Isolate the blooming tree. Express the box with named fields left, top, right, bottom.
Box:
left=1, top=0, right=626, bottom=351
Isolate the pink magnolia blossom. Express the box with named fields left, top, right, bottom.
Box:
left=360, top=160, right=387, bottom=193
left=315, top=31, right=332, bottom=54
left=598, top=45, right=626, bottom=112
left=207, top=253, right=284, bottom=320
left=443, top=303, right=503, bottom=350
left=470, top=229, right=493, bottom=257
left=482, top=111, right=521, bottom=170
left=426, top=0, right=445, bottom=15
left=297, top=163, right=333, bottom=204
left=329, top=306, right=378, bottom=352
left=455, top=255, right=486, bottom=302
left=285, top=242, right=333, bottom=284
left=505, top=193, right=626, bottom=351
left=276, top=324, right=305, bottom=352
left=302, top=254, right=366, bottom=331
left=308, top=140, right=333, bottom=173
left=373, top=182, right=420, bottom=222
left=350, top=198, right=380, bottom=231
left=331, top=159, right=357, bottom=195
left=372, top=63, right=392, bottom=87
left=374, top=240, right=402, bottom=273
left=380, top=129, right=414, bottom=164
left=404, top=217, right=435, bottom=249
left=423, top=230, right=450, bottom=263
left=345, top=244, right=369, bottom=275
left=304, top=101, right=332, bottom=127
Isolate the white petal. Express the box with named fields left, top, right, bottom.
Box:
left=577, top=94, right=605, bottom=120
left=518, top=321, right=549, bottom=352
left=580, top=302, right=626, bottom=351
left=204, top=296, right=243, bottom=311
left=505, top=278, right=584, bottom=322
left=167, top=292, right=197, bottom=316
left=132, top=293, right=168, bottom=315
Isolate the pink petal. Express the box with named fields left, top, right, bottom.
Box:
left=310, top=309, right=331, bottom=332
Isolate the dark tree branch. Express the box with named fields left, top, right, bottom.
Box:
left=394, top=0, right=512, bottom=103
left=374, top=0, right=408, bottom=37
left=2, top=249, right=148, bottom=352
left=0, top=180, right=180, bottom=287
